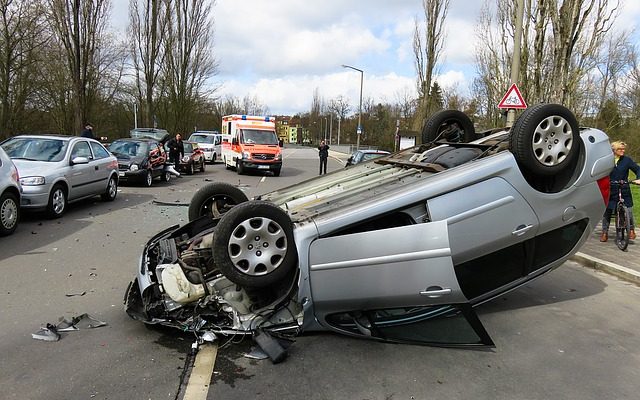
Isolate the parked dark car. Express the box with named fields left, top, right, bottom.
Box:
left=345, top=149, right=391, bottom=166
left=1, top=135, right=118, bottom=218
left=166, top=141, right=205, bottom=175
left=125, top=105, right=613, bottom=359
left=0, top=146, right=21, bottom=235
left=109, top=138, right=171, bottom=187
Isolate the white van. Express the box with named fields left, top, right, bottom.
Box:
left=188, top=131, right=221, bottom=163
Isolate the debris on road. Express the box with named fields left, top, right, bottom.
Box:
left=32, top=314, right=108, bottom=341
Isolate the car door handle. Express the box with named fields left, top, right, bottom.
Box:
left=95, top=166, right=99, bottom=170
left=512, top=224, right=533, bottom=236
left=419, top=287, right=452, bottom=298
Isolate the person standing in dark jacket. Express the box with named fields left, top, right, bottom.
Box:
left=601, top=141, right=640, bottom=242
left=166, top=133, right=184, bottom=166
left=318, top=140, right=329, bottom=175
left=80, top=123, right=94, bottom=139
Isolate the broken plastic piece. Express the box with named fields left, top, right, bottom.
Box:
left=71, top=314, right=107, bottom=329
left=253, top=329, right=287, bottom=364
left=244, top=347, right=269, bottom=360
left=200, top=331, right=217, bottom=343
left=32, top=324, right=61, bottom=342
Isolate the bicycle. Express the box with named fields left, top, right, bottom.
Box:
left=611, top=180, right=634, bottom=251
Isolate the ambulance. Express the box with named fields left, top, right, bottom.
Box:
left=221, top=115, right=282, bottom=176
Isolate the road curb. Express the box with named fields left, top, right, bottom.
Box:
left=571, top=252, right=640, bottom=285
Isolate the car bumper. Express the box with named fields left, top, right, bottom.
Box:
left=20, top=184, right=53, bottom=209
left=241, top=161, right=282, bottom=171
left=118, top=170, right=147, bottom=182
left=201, top=150, right=215, bottom=161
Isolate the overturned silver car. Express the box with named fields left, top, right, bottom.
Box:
left=125, top=104, right=613, bottom=358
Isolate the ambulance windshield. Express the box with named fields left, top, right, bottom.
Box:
left=241, top=129, right=279, bottom=145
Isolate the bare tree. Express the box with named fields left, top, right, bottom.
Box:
left=48, top=0, right=111, bottom=133
left=328, top=95, right=351, bottom=121
left=413, top=0, right=450, bottom=122
left=0, top=0, right=47, bottom=138
left=128, top=0, right=168, bottom=127
left=159, top=0, right=218, bottom=133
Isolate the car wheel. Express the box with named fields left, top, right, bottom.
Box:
left=0, top=191, right=19, bottom=236
left=224, top=157, right=231, bottom=170
left=142, top=170, right=153, bottom=187
left=46, top=184, right=67, bottom=218
left=273, top=168, right=281, bottom=177
left=188, top=162, right=195, bottom=175
left=236, top=161, right=244, bottom=175
left=200, top=159, right=205, bottom=172
left=212, top=153, right=216, bottom=164
left=422, top=109, right=476, bottom=144
left=163, top=170, right=171, bottom=182
left=101, top=175, right=118, bottom=201
left=213, top=200, right=297, bottom=288
left=509, top=103, right=580, bottom=176
left=188, top=182, right=249, bottom=221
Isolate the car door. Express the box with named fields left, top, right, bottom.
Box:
left=148, top=142, right=165, bottom=177
left=89, top=142, right=114, bottom=194
left=67, top=140, right=95, bottom=199
left=308, top=220, right=493, bottom=347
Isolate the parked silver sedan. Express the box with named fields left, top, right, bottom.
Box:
left=125, top=104, right=613, bottom=360
left=0, top=146, right=20, bottom=235
left=1, top=135, right=119, bottom=218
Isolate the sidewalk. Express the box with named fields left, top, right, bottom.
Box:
left=571, top=223, right=640, bottom=285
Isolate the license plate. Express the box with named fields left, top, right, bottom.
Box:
left=258, top=165, right=269, bottom=169
left=118, top=171, right=125, bottom=177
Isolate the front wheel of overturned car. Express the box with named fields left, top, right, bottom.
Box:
left=213, top=200, right=297, bottom=288
left=509, top=103, right=580, bottom=176
left=188, top=182, right=249, bottom=221
left=422, top=109, right=476, bottom=144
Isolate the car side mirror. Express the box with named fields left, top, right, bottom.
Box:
left=71, top=156, right=89, bottom=165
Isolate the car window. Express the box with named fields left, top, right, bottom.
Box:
left=109, top=141, right=148, bottom=157
left=71, top=141, right=92, bottom=159
left=2, top=138, right=68, bottom=162
left=362, top=153, right=384, bottom=162
left=183, top=143, right=193, bottom=153
left=189, top=134, right=214, bottom=144
left=90, top=142, right=110, bottom=159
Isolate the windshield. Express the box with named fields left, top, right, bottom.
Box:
left=183, top=143, right=194, bottom=153
left=1, top=138, right=68, bottom=162
left=189, top=134, right=216, bottom=144
left=109, top=140, right=149, bottom=157
left=241, top=129, right=278, bottom=145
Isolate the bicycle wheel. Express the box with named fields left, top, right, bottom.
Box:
left=615, top=203, right=630, bottom=251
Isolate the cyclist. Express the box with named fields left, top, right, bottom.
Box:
left=601, top=141, right=640, bottom=242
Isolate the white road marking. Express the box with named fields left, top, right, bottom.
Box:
left=261, top=176, right=266, bottom=183
left=182, top=344, right=218, bottom=400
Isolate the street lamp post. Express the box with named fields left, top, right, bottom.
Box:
left=342, top=64, right=363, bottom=150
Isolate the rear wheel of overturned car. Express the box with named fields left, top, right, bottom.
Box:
left=509, top=103, right=580, bottom=176
left=0, top=191, right=19, bottom=236
left=188, top=182, right=249, bottom=221
left=101, top=175, right=118, bottom=201
left=46, top=184, right=67, bottom=218
left=422, top=109, right=476, bottom=144
left=213, top=200, right=297, bottom=288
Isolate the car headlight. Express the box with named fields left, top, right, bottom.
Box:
left=20, top=176, right=46, bottom=186
left=182, top=156, right=190, bottom=162
left=242, top=151, right=251, bottom=160
left=275, top=153, right=282, bottom=160
left=129, top=164, right=139, bottom=172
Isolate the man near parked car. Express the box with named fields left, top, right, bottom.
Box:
left=166, top=133, right=184, bottom=166
left=318, top=140, right=329, bottom=175
left=80, top=123, right=94, bottom=139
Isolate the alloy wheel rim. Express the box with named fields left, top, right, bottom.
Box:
left=1, top=198, right=17, bottom=229
left=532, top=115, right=573, bottom=166
left=227, top=216, right=287, bottom=276
left=108, top=179, right=117, bottom=198
left=52, top=189, right=65, bottom=214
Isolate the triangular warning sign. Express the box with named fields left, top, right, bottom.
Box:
left=498, top=83, right=527, bottom=109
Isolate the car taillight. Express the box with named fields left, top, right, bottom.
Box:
left=597, top=176, right=610, bottom=205
left=11, top=166, right=19, bottom=181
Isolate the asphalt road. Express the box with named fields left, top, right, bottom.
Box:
left=1, top=147, right=639, bottom=400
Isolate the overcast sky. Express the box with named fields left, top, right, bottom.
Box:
left=110, top=0, right=640, bottom=116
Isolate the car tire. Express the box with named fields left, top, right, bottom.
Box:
left=0, top=191, right=19, bottom=236
left=101, top=175, right=118, bottom=201
left=142, top=170, right=153, bottom=187
left=212, top=153, right=216, bottom=164
left=188, top=162, right=195, bottom=175
left=212, top=200, right=297, bottom=288
left=273, top=168, right=281, bottom=177
left=224, top=157, right=231, bottom=170
left=509, top=103, right=580, bottom=176
left=188, top=182, right=249, bottom=221
left=163, top=170, right=171, bottom=182
left=236, top=161, right=244, bottom=175
left=200, top=159, right=205, bottom=172
left=46, top=184, right=67, bottom=218
left=422, top=109, right=476, bottom=144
